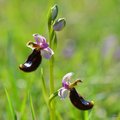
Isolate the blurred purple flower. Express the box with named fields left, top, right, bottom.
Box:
left=114, top=47, right=120, bottom=61
left=62, top=40, right=75, bottom=58
left=102, top=35, right=118, bottom=58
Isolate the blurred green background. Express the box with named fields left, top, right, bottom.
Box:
left=0, top=0, right=120, bottom=119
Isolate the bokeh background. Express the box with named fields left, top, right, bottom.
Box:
left=0, top=0, right=120, bottom=119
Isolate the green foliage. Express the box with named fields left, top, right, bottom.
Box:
left=29, top=93, right=36, bottom=120
left=5, top=88, right=17, bottom=120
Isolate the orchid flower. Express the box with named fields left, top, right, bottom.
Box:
left=19, top=34, right=54, bottom=72
left=58, top=72, right=81, bottom=99
left=58, top=72, right=94, bottom=110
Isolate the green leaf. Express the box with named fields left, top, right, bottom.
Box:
left=5, top=88, right=17, bottom=120
left=29, top=93, right=36, bottom=120
left=20, top=94, right=27, bottom=119
left=41, top=68, right=49, bottom=106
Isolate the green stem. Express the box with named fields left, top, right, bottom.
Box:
left=48, top=20, right=55, bottom=120
left=48, top=0, right=55, bottom=8
left=41, top=68, right=49, bottom=108
left=49, top=91, right=58, bottom=106
left=29, top=94, right=36, bottom=120
left=50, top=29, right=55, bottom=47
left=5, top=88, right=17, bottom=120
left=47, top=3, right=56, bottom=119
left=83, top=111, right=89, bottom=120
left=49, top=91, right=58, bottom=120
left=49, top=39, right=55, bottom=120
left=49, top=56, right=54, bottom=94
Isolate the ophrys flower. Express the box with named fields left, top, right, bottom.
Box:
left=19, top=34, right=54, bottom=72
left=58, top=72, right=94, bottom=110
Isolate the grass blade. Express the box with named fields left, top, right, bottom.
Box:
left=41, top=68, right=48, bottom=106
left=5, top=88, right=17, bottom=120
left=29, top=93, right=36, bottom=120
left=20, top=94, right=27, bottom=120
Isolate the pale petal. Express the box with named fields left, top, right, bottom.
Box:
left=58, top=87, right=69, bottom=99
left=33, top=33, right=46, bottom=44
left=40, top=42, right=49, bottom=49
left=62, top=72, right=74, bottom=88
left=41, top=47, right=54, bottom=59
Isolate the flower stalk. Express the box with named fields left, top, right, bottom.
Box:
left=83, top=111, right=89, bottom=120
left=48, top=25, right=56, bottom=120
left=49, top=91, right=58, bottom=107
left=41, top=68, right=49, bottom=107
left=48, top=9, right=55, bottom=120
left=48, top=4, right=58, bottom=120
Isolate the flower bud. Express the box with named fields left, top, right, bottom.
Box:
left=53, top=18, right=66, bottom=31
left=51, top=4, right=58, bottom=21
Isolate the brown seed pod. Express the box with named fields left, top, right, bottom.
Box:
left=19, top=49, right=42, bottom=72
left=69, top=88, right=94, bottom=110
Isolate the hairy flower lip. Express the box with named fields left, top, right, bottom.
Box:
left=58, top=73, right=94, bottom=110
left=19, top=49, right=42, bottom=72
left=69, top=88, right=94, bottom=110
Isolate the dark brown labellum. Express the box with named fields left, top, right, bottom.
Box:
left=19, top=49, right=42, bottom=72
left=69, top=88, right=94, bottom=110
